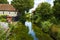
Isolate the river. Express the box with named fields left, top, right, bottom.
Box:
left=25, top=21, right=38, bottom=40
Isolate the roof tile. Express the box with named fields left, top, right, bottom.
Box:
left=0, top=4, right=16, bottom=11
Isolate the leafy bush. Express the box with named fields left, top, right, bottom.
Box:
left=0, top=22, right=33, bottom=40
left=0, top=15, right=6, bottom=22
left=41, top=21, right=53, bottom=33
left=33, top=24, right=53, bottom=40
left=50, top=25, right=60, bottom=40
left=0, top=26, right=8, bottom=40
left=8, top=22, right=33, bottom=40
left=57, top=30, right=60, bottom=40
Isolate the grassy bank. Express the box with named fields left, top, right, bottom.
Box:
left=0, top=22, right=33, bottom=40
left=32, top=24, right=53, bottom=40
left=33, top=24, right=60, bottom=40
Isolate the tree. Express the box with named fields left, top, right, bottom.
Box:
left=32, top=2, right=53, bottom=24
left=0, top=0, right=8, bottom=4
left=11, top=0, right=34, bottom=12
left=11, top=0, right=34, bottom=23
left=53, top=0, right=60, bottom=23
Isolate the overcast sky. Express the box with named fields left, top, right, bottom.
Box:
left=7, top=0, right=54, bottom=13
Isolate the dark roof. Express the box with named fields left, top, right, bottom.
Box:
left=0, top=4, right=16, bottom=11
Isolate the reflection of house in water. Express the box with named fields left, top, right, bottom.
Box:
left=0, top=4, right=17, bottom=23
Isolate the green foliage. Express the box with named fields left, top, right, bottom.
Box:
left=32, top=13, right=41, bottom=23
left=32, top=2, right=53, bottom=27
left=57, top=30, right=60, bottom=40
left=0, top=15, right=6, bottom=22
left=8, top=22, right=33, bottom=40
left=53, top=0, right=60, bottom=23
left=49, top=25, right=60, bottom=40
left=36, top=2, right=52, bottom=15
left=11, top=0, right=34, bottom=12
left=32, top=1, right=60, bottom=40
left=35, top=2, right=52, bottom=21
left=0, top=0, right=8, bottom=4
left=33, top=24, right=53, bottom=40
left=35, top=2, right=53, bottom=21
left=25, top=13, right=32, bottom=21
left=11, top=0, right=34, bottom=24
left=0, top=22, right=33, bottom=40
left=41, top=21, right=53, bottom=32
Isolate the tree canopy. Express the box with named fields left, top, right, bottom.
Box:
left=11, top=0, right=34, bottom=24
left=53, top=0, right=60, bottom=21
left=32, top=2, right=52, bottom=24
left=35, top=2, right=52, bottom=15
left=0, top=0, right=8, bottom=4
left=11, top=0, right=34, bottom=12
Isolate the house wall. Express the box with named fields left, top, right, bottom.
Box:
left=0, top=11, right=3, bottom=15
left=0, top=11, right=17, bottom=17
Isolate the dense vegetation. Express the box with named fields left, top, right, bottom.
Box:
left=0, top=22, right=33, bottom=40
left=0, top=0, right=60, bottom=40
left=11, top=0, right=34, bottom=24
left=32, top=0, right=60, bottom=40
left=0, top=15, right=6, bottom=22
left=0, top=0, right=8, bottom=4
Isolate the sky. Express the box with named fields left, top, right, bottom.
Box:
left=7, top=0, right=54, bottom=13
left=7, top=0, right=12, bottom=4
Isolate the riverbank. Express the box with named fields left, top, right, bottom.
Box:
left=0, top=22, right=34, bottom=40
left=32, top=24, right=53, bottom=40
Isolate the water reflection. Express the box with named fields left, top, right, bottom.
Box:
left=25, top=21, right=38, bottom=40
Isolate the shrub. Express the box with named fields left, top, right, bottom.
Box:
left=8, top=22, right=33, bottom=40
left=0, top=15, right=6, bottom=22
left=33, top=24, right=53, bottom=40
left=41, top=21, right=53, bottom=33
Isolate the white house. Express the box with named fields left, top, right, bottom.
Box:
left=0, top=4, right=17, bottom=17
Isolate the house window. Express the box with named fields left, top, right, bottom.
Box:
left=3, top=11, right=4, bottom=14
